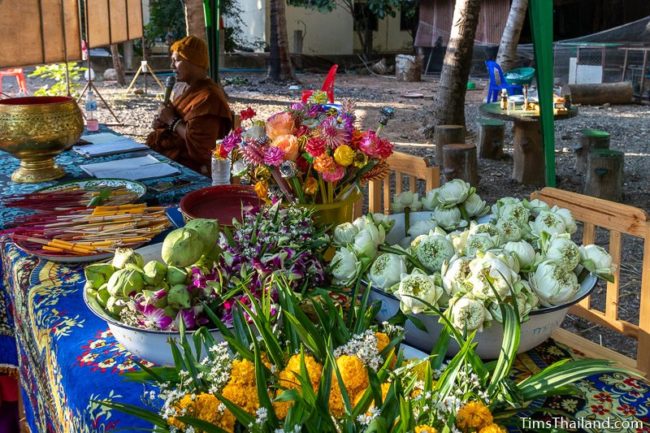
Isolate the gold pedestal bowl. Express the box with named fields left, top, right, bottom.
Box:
left=0, top=96, right=84, bottom=183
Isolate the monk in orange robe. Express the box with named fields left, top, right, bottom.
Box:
left=147, top=36, right=232, bottom=175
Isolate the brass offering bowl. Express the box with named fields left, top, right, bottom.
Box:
left=0, top=96, right=84, bottom=183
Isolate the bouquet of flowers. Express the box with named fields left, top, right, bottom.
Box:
left=221, top=95, right=395, bottom=205
left=329, top=180, right=615, bottom=332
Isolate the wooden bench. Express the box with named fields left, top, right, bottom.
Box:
left=531, top=187, right=650, bottom=377
left=361, top=151, right=440, bottom=215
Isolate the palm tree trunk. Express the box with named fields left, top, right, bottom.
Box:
left=268, top=0, right=295, bottom=82
left=276, top=0, right=296, bottom=81
left=430, top=0, right=481, bottom=130
left=185, top=0, right=207, bottom=42
left=496, top=0, right=528, bottom=72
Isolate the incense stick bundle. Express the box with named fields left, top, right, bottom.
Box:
left=10, top=204, right=171, bottom=257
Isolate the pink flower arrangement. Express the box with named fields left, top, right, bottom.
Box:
left=221, top=100, right=395, bottom=204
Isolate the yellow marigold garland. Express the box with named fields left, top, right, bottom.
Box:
left=168, top=393, right=235, bottom=433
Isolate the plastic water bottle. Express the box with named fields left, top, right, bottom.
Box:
left=85, top=89, right=99, bottom=132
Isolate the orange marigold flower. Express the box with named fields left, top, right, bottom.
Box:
left=313, top=154, right=337, bottom=173
left=275, top=354, right=323, bottom=419
left=220, top=359, right=259, bottom=416
left=169, top=393, right=235, bottom=433
left=478, top=424, right=508, bottom=433
left=456, top=401, right=494, bottom=432
left=415, top=426, right=438, bottom=433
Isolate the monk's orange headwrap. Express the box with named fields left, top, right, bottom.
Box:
left=170, top=36, right=209, bottom=70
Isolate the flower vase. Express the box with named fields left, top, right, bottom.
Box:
left=211, top=157, right=231, bottom=186
left=300, top=192, right=362, bottom=228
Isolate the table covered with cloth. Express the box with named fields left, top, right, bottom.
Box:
left=1, top=238, right=649, bottom=432
left=0, top=136, right=211, bottom=374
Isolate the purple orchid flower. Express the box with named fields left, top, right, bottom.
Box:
left=136, top=303, right=173, bottom=330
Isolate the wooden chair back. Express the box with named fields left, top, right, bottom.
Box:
left=530, top=187, right=650, bottom=376
left=364, top=151, right=440, bottom=215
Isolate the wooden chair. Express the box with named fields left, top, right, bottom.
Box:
left=530, top=187, right=650, bottom=377
left=360, top=151, right=440, bottom=215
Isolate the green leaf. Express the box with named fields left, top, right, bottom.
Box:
left=487, top=303, right=520, bottom=396
left=176, top=416, right=231, bottom=433
left=96, top=400, right=168, bottom=428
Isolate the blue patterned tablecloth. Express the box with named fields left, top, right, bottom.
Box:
left=0, top=130, right=211, bottom=371
left=1, top=236, right=648, bottom=432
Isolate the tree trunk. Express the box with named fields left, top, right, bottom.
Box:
left=575, top=129, right=610, bottom=172
left=184, top=0, right=207, bottom=42
left=496, top=0, right=528, bottom=72
left=429, top=0, right=481, bottom=133
left=110, top=44, right=126, bottom=86
left=276, top=0, right=296, bottom=81
left=268, top=0, right=295, bottom=82
left=477, top=119, right=505, bottom=159
left=434, top=124, right=465, bottom=166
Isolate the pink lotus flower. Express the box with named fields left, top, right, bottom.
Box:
left=266, top=112, right=295, bottom=140
left=359, top=130, right=393, bottom=159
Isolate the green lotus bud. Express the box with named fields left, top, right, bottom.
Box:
left=106, top=296, right=127, bottom=316
left=161, top=228, right=204, bottom=267
left=167, top=266, right=188, bottom=285
left=84, top=263, right=116, bottom=289
left=192, top=254, right=216, bottom=274
left=96, top=283, right=111, bottom=307
left=168, top=284, right=191, bottom=309
left=143, top=260, right=167, bottom=286
left=112, top=247, right=144, bottom=269
left=184, top=218, right=219, bottom=254
left=106, top=268, right=144, bottom=297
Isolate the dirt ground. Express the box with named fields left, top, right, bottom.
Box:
left=6, top=70, right=650, bottom=358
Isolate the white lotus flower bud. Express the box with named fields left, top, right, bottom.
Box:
left=580, top=244, right=614, bottom=278
left=551, top=206, right=577, bottom=234
left=392, top=191, right=422, bottom=213
left=370, top=213, right=396, bottom=232
left=450, top=229, right=470, bottom=255
left=441, top=256, right=472, bottom=296
left=544, top=234, right=580, bottom=271
left=368, top=253, right=408, bottom=290
left=491, top=197, right=521, bottom=219
left=463, top=192, right=488, bottom=218
left=529, top=261, right=580, bottom=307
left=489, top=280, right=539, bottom=322
left=395, top=270, right=444, bottom=314
left=353, top=226, right=382, bottom=259
left=413, top=233, right=455, bottom=273
left=352, top=214, right=375, bottom=231
left=496, top=218, right=523, bottom=243
left=449, top=296, right=489, bottom=331
left=465, top=233, right=498, bottom=257
left=468, top=252, right=520, bottom=300
left=333, top=222, right=359, bottom=246
left=499, top=202, right=531, bottom=226
left=330, top=247, right=362, bottom=287
left=433, top=206, right=464, bottom=231
left=504, top=240, right=537, bottom=270
left=468, top=222, right=500, bottom=237
left=437, top=179, right=471, bottom=207
left=421, top=189, right=440, bottom=211
left=523, top=199, right=550, bottom=217
left=530, top=210, right=567, bottom=237
left=408, top=219, right=438, bottom=238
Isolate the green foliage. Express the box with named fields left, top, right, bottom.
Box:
left=145, top=0, right=186, bottom=45
left=28, top=63, right=87, bottom=97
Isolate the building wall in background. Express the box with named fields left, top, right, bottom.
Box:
left=285, top=5, right=354, bottom=55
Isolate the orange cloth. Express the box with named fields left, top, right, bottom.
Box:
left=170, top=36, right=209, bottom=70
left=146, top=78, right=232, bottom=174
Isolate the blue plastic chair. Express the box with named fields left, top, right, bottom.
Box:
left=485, top=60, right=523, bottom=103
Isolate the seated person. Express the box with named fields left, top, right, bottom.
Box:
left=147, top=36, right=232, bottom=175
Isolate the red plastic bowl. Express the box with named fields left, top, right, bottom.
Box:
left=179, top=185, right=261, bottom=224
